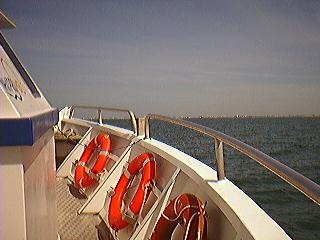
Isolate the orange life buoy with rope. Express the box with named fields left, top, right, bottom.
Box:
left=108, top=152, right=156, bottom=230
left=151, top=193, right=207, bottom=240
left=74, top=133, right=111, bottom=189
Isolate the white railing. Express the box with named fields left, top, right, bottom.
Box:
left=144, top=114, right=320, bottom=205
left=61, top=108, right=320, bottom=205
left=68, top=105, right=138, bottom=135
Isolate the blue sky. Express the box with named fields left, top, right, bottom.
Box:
left=1, top=0, right=320, bottom=116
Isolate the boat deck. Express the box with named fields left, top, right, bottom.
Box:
left=56, top=178, right=100, bottom=240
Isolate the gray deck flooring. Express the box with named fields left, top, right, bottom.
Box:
left=57, top=178, right=100, bottom=240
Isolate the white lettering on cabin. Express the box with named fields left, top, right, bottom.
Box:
left=0, top=57, right=26, bottom=101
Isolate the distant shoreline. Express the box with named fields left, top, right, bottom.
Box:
left=181, top=115, right=320, bottom=119
left=93, top=115, right=320, bottom=121
left=180, top=115, right=320, bottom=120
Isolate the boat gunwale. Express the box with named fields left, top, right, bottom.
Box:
left=57, top=116, right=292, bottom=239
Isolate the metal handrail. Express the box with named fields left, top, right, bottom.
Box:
left=144, top=114, right=320, bottom=205
left=69, top=105, right=138, bottom=135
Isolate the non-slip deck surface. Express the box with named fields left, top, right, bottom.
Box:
left=57, top=178, right=100, bottom=240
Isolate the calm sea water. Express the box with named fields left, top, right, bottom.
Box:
left=108, top=117, right=320, bottom=240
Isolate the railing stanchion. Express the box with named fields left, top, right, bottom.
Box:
left=215, top=139, right=225, bottom=180
left=69, top=107, right=74, bottom=119
left=145, top=116, right=150, bottom=139
left=128, top=111, right=138, bottom=135
left=98, top=109, right=102, bottom=125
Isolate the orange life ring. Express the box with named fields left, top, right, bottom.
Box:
left=108, top=153, right=156, bottom=230
left=151, top=193, right=207, bottom=240
left=74, top=133, right=111, bottom=189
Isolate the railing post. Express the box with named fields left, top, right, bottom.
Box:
left=128, top=111, right=138, bottom=135
left=145, top=116, right=150, bottom=139
left=69, top=106, right=75, bottom=119
left=215, top=138, right=225, bottom=180
left=137, top=117, right=145, bottom=137
left=98, top=109, right=102, bottom=125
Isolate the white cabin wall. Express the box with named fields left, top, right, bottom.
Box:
left=0, top=128, right=57, bottom=240
left=23, top=128, right=57, bottom=240
left=0, top=151, right=27, bottom=239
